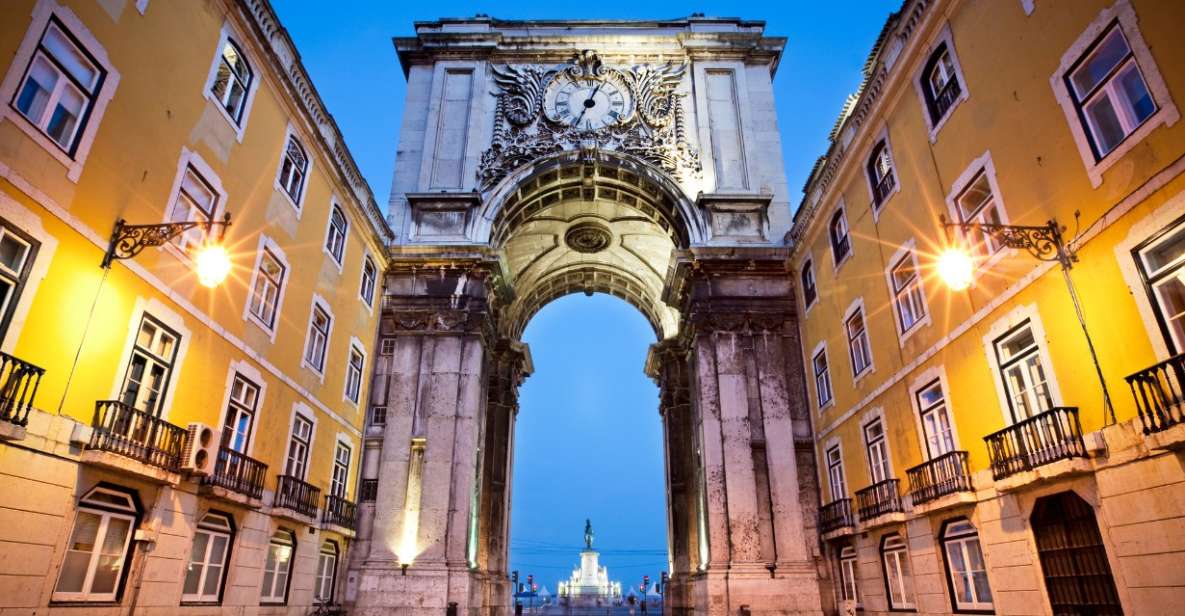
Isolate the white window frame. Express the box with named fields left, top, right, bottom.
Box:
left=811, top=341, right=833, bottom=411
left=284, top=408, right=315, bottom=481
left=260, top=530, right=295, bottom=604
left=844, top=298, right=874, bottom=382
left=1115, top=193, right=1185, bottom=362
left=107, top=299, right=190, bottom=421
left=862, top=414, right=891, bottom=484
left=221, top=372, right=260, bottom=454
left=865, top=131, right=900, bottom=217
left=828, top=203, right=853, bottom=270
left=945, top=151, right=1012, bottom=279
left=324, top=201, right=348, bottom=270
left=881, top=534, right=915, bottom=610
left=825, top=440, right=847, bottom=502
left=181, top=512, right=234, bottom=604
left=0, top=194, right=56, bottom=356
left=941, top=519, right=994, bottom=611
left=838, top=545, right=859, bottom=607
left=1050, top=0, right=1178, bottom=188
left=118, top=313, right=180, bottom=417
left=369, top=405, right=387, bottom=427
left=161, top=148, right=227, bottom=265
left=344, top=340, right=365, bottom=405
left=982, top=305, right=1064, bottom=427
left=330, top=438, right=351, bottom=498
left=0, top=0, right=121, bottom=182
left=274, top=125, right=313, bottom=213
left=243, top=235, right=289, bottom=339
left=52, top=486, right=138, bottom=602
left=314, top=541, right=338, bottom=603
left=909, top=366, right=963, bottom=461
left=301, top=295, right=334, bottom=378
left=800, top=256, right=818, bottom=312
left=380, top=337, right=395, bottom=355
left=203, top=24, right=260, bottom=141
left=360, top=253, right=378, bottom=309
left=215, top=360, right=266, bottom=457
left=913, top=24, right=969, bottom=140
left=885, top=240, right=930, bottom=343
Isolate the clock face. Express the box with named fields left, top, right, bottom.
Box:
left=545, top=77, right=633, bottom=131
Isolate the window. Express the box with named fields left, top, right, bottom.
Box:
left=314, top=541, right=339, bottom=603
left=846, top=307, right=872, bottom=378
left=0, top=222, right=39, bottom=344
left=182, top=512, right=233, bottom=603
left=277, top=135, right=308, bottom=206
left=360, top=255, right=378, bottom=306
left=867, top=140, right=896, bottom=209
left=12, top=19, right=105, bottom=154
left=922, top=43, right=961, bottom=124
left=826, top=445, right=846, bottom=501
left=881, top=534, right=915, bottom=610
left=304, top=302, right=331, bottom=373
left=325, top=204, right=347, bottom=265
left=248, top=248, right=285, bottom=331
left=345, top=345, right=364, bottom=404
left=370, top=405, right=387, bottom=427
left=119, top=315, right=179, bottom=416
left=222, top=374, right=259, bottom=453
left=285, top=414, right=312, bottom=480
left=993, top=321, right=1053, bottom=422
left=330, top=442, right=351, bottom=498
left=1066, top=24, right=1156, bottom=159
left=210, top=39, right=253, bottom=125
left=890, top=251, right=926, bottom=333
left=800, top=258, right=817, bottom=308
left=380, top=338, right=395, bottom=355
left=864, top=418, right=890, bottom=484
left=1134, top=218, right=1185, bottom=354
left=260, top=530, right=294, bottom=604
left=954, top=170, right=1005, bottom=260
left=941, top=519, right=993, bottom=612
left=838, top=545, right=859, bottom=606
left=167, top=164, right=218, bottom=253
left=53, top=486, right=138, bottom=601
left=813, top=348, right=833, bottom=409
left=916, top=380, right=955, bottom=459
left=829, top=209, right=851, bottom=264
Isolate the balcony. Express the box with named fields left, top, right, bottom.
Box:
left=907, top=451, right=975, bottom=513
left=82, top=400, right=185, bottom=483
left=872, top=172, right=896, bottom=208
left=818, top=498, right=855, bottom=539
left=1126, top=353, right=1185, bottom=449
left=0, top=352, right=45, bottom=440
left=200, top=447, right=267, bottom=507
left=985, top=406, right=1089, bottom=487
left=855, top=479, right=906, bottom=528
left=360, top=478, right=378, bottom=502
left=273, top=474, right=320, bottom=523
left=322, top=494, right=358, bottom=536
left=930, top=77, right=962, bottom=123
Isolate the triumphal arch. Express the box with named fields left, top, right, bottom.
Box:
left=349, top=16, right=826, bottom=615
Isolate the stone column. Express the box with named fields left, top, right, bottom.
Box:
left=668, top=250, right=824, bottom=616
left=352, top=260, right=503, bottom=616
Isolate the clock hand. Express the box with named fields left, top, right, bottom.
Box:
left=574, top=82, right=603, bottom=129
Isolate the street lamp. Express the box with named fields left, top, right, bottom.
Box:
left=937, top=214, right=1116, bottom=423
left=101, top=212, right=233, bottom=287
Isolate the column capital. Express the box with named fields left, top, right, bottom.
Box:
left=380, top=255, right=511, bottom=339
left=663, top=248, right=798, bottom=337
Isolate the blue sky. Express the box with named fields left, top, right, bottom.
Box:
left=272, top=0, right=899, bottom=590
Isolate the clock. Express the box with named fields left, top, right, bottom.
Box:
left=544, top=75, right=633, bottom=131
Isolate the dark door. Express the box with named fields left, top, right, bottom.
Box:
left=1031, top=491, right=1123, bottom=616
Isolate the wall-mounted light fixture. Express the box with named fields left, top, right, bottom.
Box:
left=101, top=212, right=233, bottom=288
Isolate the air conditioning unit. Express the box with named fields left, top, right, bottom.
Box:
left=181, top=423, right=217, bottom=476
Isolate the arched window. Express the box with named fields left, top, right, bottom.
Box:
left=922, top=43, right=962, bottom=123
left=800, top=257, right=817, bottom=307
left=1031, top=492, right=1122, bottom=614
left=53, top=485, right=140, bottom=602
left=210, top=38, right=254, bottom=124
left=182, top=512, right=235, bottom=603
left=940, top=518, right=993, bottom=611
left=880, top=534, right=915, bottom=609
left=325, top=204, right=348, bottom=264
left=315, top=540, right=340, bottom=603
left=837, top=545, right=859, bottom=607
left=261, top=529, right=295, bottom=604
left=829, top=209, right=851, bottom=264
left=277, top=135, right=309, bottom=206
left=867, top=141, right=896, bottom=209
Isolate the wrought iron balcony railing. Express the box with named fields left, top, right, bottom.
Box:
left=0, top=352, right=44, bottom=427
left=907, top=451, right=972, bottom=506
left=855, top=478, right=904, bottom=520
left=930, top=77, right=962, bottom=122
left=818, top=498, right=855, bottom=535
left=274, top=474, right=320, bottom=518
left=360, top=478, right=378, bottom=502
left=1126, top=353, right=1185, bottom=435
left=89, top=400, right=185, bottom=471
left=872, top=172, right=897, bottom=207
left=202, top=447, right=267, bottom=499
left=984, top=406, right=1086, bottom=480
left=323, top=494, right=358, bottom=530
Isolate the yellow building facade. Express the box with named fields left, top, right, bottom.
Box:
left=790, top=0, right=1185, bottom=614
left=0, top=0, right=390, bottom=612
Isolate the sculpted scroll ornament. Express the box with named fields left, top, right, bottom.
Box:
left=480, top=50, right=701, bottom=190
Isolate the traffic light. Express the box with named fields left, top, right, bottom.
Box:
left=512, top=570, right=520, bottom=594
left=660, top=571, right=668, bottom=594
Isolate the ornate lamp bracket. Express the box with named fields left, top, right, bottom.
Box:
left=940, top=213, right=1077, bottom=270
left=101, top=212, right=232, bottom=268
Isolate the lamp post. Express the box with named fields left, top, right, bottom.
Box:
left=937, top=214, right=1116, bottom=424
left=102, top=212, right=233, bottom=287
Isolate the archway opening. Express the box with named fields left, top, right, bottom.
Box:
left=508, top=292, right=668, bottom=610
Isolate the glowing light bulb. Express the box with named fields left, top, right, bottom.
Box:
left=194, top=244, right=231, bottom=288
left=936, top=247, right=975, bottom=291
